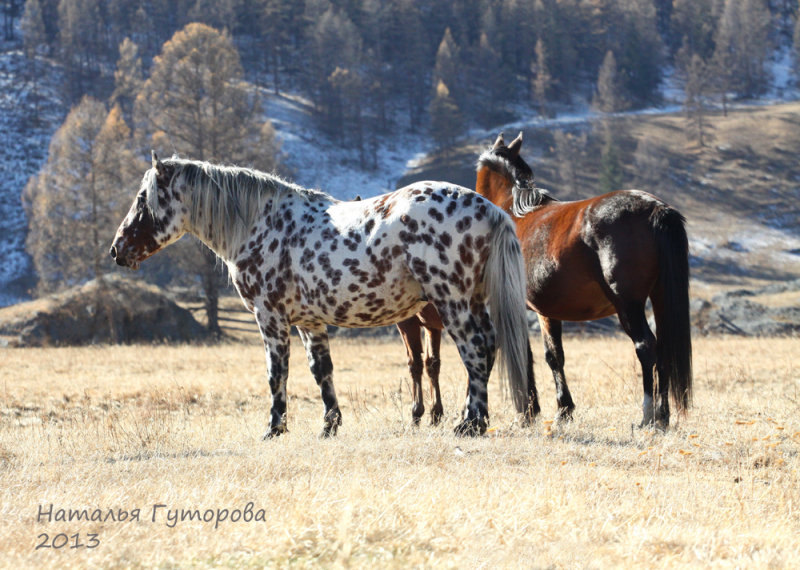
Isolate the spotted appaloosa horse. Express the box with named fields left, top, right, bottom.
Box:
left=110, top=153, right=531, bottom=437
left=478, top=133, right=692, bottom=428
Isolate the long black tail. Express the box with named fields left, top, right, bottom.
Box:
left=651, top=206, right=693, bottom=413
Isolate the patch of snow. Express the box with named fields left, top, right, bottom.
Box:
left=689, top=214, right=800, bottom=279
left=261, top=89, right=431, bottom=201
left=0, top=50, right=68, bottom=307
left=767, top=44, right=799, bottom=100
left=1, top=43, right=799, bottom=307
left=659, top=65, right=685, bottom=105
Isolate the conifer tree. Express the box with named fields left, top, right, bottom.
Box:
left=474, top=31, right=504, bottom=123
left=433, top=28, right=464, bottom=110
left=57, top=0, right=103, bottom=99
left=712, top=0, right=771, bottom=100
left=532, top=39, right=553, bottom=117
left=669, top=0, right=717, bottom=60
left=598, top=134, right=624, bottom=194
left=593, top=50, right=624, bottom=114
left=20, top=0, right=47, bottom=124
left=616, top=0, right=663, bottom=105
left=553, top=130, right=587, bottom=194
left=23, top=97, right=140, bottom=293
left=429, top=80, right=463, bottom=152
left=21, top=0, right=46, bottom=57
left=111, top=38, right=143, bottom=123
left=685, top=54, right=710, bottom=146
left=134, top=22, right=280, bottom=336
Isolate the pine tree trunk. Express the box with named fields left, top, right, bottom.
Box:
left=201, top=251, right=222, bottom=338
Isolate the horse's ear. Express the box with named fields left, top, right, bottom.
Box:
left=151, top=150, right=167, bottom=179
left=507, top=132, right=523, bottom=156
left=152, top=150, right=166, bottom=171
left=492, top=133, right=505, bottom=150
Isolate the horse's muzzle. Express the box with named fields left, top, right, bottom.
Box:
left=109, top=244, right=137, bottom=268
left=109, top=245, right=125, bottom=267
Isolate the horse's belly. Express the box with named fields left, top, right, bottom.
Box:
left=529, top=273, right=616, bottom=321
left=294, top=274, right=427, bottom=329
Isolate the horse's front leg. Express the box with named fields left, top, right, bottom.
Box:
left=256, top=314, right=291, bottom=439
left=297, top=327, right=341, bottom=437
left=538, top=315, right=575, bottom=422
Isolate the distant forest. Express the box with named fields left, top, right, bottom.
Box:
left=5, top=0, right=799, bottom=153
left=5, top=0, right=800, bottom=330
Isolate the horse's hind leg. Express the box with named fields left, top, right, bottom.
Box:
left=424, top=326, right=443, bottom=425
left=650, top=292, right=671, bottom=427
left=436, top=303, right=495, bottom=436
left=538, top=315, right=575, bottom=422
left=616, top=303, right=659, bottom=429
left=297, top=327, right=342, bottom=437
left=524, top=341, right=541, bottom=423
left=397, top=317, right=425, bottom=425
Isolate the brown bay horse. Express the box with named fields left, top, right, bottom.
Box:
left=399, top=133, right=692, bottom=429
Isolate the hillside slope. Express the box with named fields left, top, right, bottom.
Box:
left=0, top=51, right=68, bottom=305
left=1, top=42, right=798, bottom=311
left=401, top=102, right=800, bottom=299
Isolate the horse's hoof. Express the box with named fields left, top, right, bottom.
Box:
left=654, top=416, right=669, bottom=432
left=517, top=414, right=534, bottom=428
left=638, top=418, right=667, bottom=432
left=430, top=408, right=444, bottom=426
left=320, top=410, right=342, bottom=438
left=263, top=424, right=287, bottom=439
left=411, top=405, right=424, bottom=426
left=454, top=418, right=487, bottom=437
left=555, top=406, right=574, bottom=423
left=319, top=426, right=338, bottom=438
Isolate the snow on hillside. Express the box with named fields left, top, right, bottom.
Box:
left=0, top=60, right=433, bottom=307
left=262, top=89, right=431, bottom=200
left=0, top=45, right=798, bottom=307
left=0, top=50, right=68, bottom=307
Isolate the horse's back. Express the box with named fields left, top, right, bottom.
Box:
left=287, top=183, right=505, bottom=328
left=519, top=190, right=667, bottom=319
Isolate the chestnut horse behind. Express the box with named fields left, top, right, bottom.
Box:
left=399, top=133, right=692, bottom=429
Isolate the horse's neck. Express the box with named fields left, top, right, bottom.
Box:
left=475, top=172, right=514, bottom=212
left=478, top=186, right=515, bottom=213
left=182, top=181, right=261, bottom=264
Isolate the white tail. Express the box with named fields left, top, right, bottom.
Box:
left=483, top=209, right=530, bottom=414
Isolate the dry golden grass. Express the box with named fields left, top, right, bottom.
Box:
left=1, top=335, right=798, bottom=568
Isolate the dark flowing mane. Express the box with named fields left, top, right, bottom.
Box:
left=146, top=157, right=331, bottom=258
left=477, top=146, right=555, bottom=217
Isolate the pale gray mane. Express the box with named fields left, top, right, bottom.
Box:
left=146, top=157, right=331, bottom=259
left=476, top=149, right=555, bottom=217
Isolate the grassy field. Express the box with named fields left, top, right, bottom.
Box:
left=1, top=334, right=798, bottom=568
